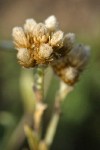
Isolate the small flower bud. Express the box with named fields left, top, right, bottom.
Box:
left=39, top=44, right=53, bottom=58
left=45, top=15, right=58, bottom=31
left=12, top=27, right=27, bottom=48
left=17, top=48, right=30, bottom=62
left=33, top=23, right=49, bottom=43
left=24, top=18, right=37, bottom=33
left=62, top=67, right=78, bottom=85
left=64, top=33, right=75, bottom=44
left=50, top=30, right=64, bottom=47
left=63, top=33, right=75, bottom=52
left=68, top=44, right=90, bottom=70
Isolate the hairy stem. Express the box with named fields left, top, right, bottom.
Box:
left=33, top=67, right=47, bottom=136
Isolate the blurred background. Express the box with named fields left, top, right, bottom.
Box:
left=0, top=0, right=100, bottom=150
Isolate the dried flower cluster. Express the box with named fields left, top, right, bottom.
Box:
left=12, top=15, right=90, bottom=85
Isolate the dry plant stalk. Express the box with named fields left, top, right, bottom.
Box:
left=12, top=15, right=90, bottom=150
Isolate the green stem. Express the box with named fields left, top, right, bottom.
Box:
left=44, top=113, right=59, bottom=148
left=44, top=82, right=73, bottom=149
left=24, top=125, right=39, bottom=150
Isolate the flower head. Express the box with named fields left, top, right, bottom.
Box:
left=12, top=15, right=90, bottom=84
left=12, top=15, right=71, bottom=67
